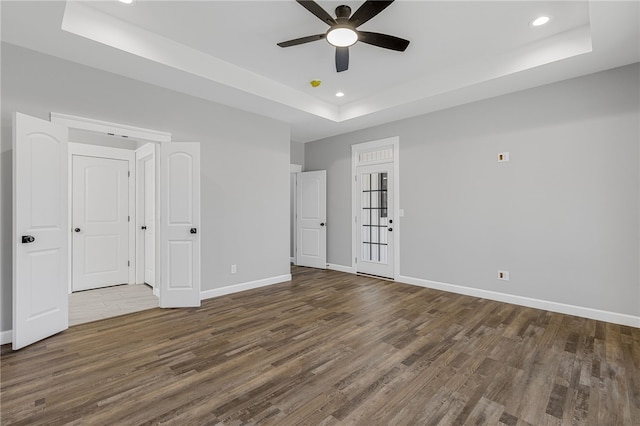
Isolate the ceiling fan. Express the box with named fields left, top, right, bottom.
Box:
left=277, top=0, right=410, bottom=73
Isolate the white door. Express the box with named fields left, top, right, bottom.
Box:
left=13, top=112, right=69, bottom=350
left=72, top=155, right=129, bottom=291
left=143, top=156, right=155, bottom=287
left=356, top=164, right=394, bottom=278
left=159, top=143, right=201, bottom=307
left=296, top=170, right=327, bottom=269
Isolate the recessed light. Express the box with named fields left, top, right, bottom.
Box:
left=530, top=16, right=550, bottom=27
left=119, top=0, right=134, bottom=4
left=336, top=92, right=345, bottom=97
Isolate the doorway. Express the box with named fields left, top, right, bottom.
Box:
left=290, top=164, right=302, bottom=264
left=295, top=170, right=327, bottom=269
left=352, top=137, right=399, bottom=280
left=68, top=136, right=157, bottom=324
left=13, top=112, right=202, bottom=349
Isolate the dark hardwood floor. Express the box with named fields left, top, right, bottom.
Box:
left=1, top=266, right=638, bottom=425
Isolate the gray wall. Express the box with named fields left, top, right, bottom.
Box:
left=306, top=63, right=640, bottom=317
left=0, top=43, right=291, bottom=333
left=290, top=141, right=305, bottom=169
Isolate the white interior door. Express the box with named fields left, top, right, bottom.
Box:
left=296, top=170, right=327, bottom=269
left=160, top=143, right=201, bottom=307
left=72, top=155, right=129, bottom=291
left=13, top=112, right=69, bottom=350
left=143, top=156, right=155, bottom=287
left=356, top=165, right=394, bottom=278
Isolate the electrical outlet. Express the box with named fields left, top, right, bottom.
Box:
left=498, top=270, right=509, bottom=281
left=231, top=264, right=237, bottom=274
left=498, top=152, right=510, bottom=162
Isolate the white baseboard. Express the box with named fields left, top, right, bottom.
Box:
left=327, top=263, right=354, bottom=273
left=153, top=287, right=159, bottom=297
left=290, top=257, right=294, bottom=263
left=1, top=330, right=12, bottom=345
left=200, top=274, right=292, bottom=300
left=398, top=275, right=640, bottom=328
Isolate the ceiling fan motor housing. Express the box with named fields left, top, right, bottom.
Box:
left=335, top=5, right=352, bottom=21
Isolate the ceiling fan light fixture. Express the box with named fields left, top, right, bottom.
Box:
left=327, top=27, right=358, bottom=47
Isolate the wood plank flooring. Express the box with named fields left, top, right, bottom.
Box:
left=1, top=266, right=638, bottom=425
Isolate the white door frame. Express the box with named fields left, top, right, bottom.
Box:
left=351, top=137, right=400, bottom=279
left=52, top=113, right=171, bottom=299
left=290, top=164, right=302, bottom=264
left=57, top=115, right=200, bottom=307
left=68, top=143, right=135, bottom=292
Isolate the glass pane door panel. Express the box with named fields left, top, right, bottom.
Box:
left=361, top=172, right=388, bottom=263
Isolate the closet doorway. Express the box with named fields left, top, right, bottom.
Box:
left=68, top=129, right=158, bottom=324
left=13, top=112, right=201, bottom=349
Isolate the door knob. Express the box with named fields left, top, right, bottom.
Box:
left=388, top=227, right=393, bottom=232
left=74, top=228, right=81, bottom=233
left=320, top=223, right=325, bottom=227
left=21, top=235, right=35, bottom=244
left=141, top=226, right=147, bottom=230
left=190, top=228, right=197, bottom=234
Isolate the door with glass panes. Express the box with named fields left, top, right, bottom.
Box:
left=356, top=164, right=394, bottom=278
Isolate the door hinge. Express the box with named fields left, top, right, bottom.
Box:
left=128, top=216, right=130, bottom=222
left=128, top=261, right=130, bottom=267
left=355, top=175, right=357, bottom=182
left=355, top=257, right=358, bottom=264
left=128, top=171, right=130, bottom=177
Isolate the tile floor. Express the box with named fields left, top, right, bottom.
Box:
left=69, top=284, right=159, bottom=326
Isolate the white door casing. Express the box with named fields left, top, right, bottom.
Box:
left=72, top=155, right=129, bottom=291
left=352, top=137, right=400, bottom=280
left=296, top=170, right=327, bottom=269
left=159, top=142, right=201, bottom=307
left=13, top=112, right=69, bottom=350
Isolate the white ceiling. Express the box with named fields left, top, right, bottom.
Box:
left=2, top=1, right=639, bottom=142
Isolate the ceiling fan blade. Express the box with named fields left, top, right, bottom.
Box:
left=296, top=0, right=337, bottom=26
left=348, top=0, right=394, bottom=28
left=278, top=34, right=326, bottom=48
left=336, top=47, right=349, bottom=72
left=358, top=31, right=410, bottom=52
